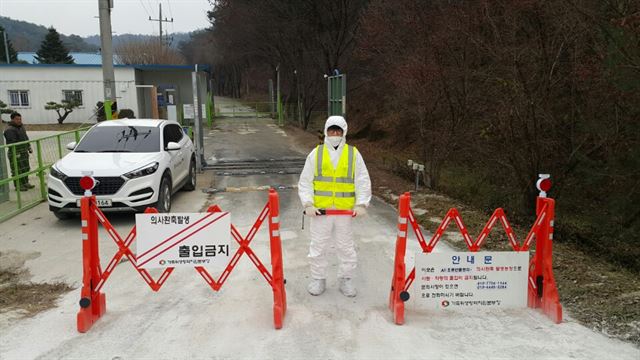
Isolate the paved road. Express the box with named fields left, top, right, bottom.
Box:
left=0, top=101, right=638, bottom=359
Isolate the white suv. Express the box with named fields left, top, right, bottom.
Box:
left=47, top=119, right=196, bottom=219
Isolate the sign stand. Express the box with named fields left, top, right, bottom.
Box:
left=389, top=176, right=562, bottom=325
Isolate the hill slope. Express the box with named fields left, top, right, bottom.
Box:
left=0, top=16, right=98, bottom=52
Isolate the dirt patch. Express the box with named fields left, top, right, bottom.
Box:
left=0, top=251, right=74, bottom=317
left=285, top=126, right=640, bottom=346
left=0, top=270, right=73, bottom=317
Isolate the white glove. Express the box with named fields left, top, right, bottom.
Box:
left=353, top=205, right=367, bottom=217
left=305, top=205, right=321, bottom=217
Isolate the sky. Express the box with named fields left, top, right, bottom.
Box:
left=0, top=0, right=212, bottom=36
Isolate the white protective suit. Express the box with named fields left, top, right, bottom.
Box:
left=298, top=116, right=372, bottom=280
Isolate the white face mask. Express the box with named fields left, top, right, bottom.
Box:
left=326, top=136, right=342, bottom=148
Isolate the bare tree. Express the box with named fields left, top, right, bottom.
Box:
left=116, top=39, right=186, bottom=65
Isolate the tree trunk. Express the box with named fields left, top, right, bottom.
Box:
left=57, top=109, right=73, bottom=124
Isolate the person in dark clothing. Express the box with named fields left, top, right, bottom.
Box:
left=3, top=112, right=33, bottom=191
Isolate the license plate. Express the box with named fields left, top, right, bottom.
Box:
left=77, top=199, right=112, bottom=207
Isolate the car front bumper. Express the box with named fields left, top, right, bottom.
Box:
left=47, top=174, right=160, bottom=213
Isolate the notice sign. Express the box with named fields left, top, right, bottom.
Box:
left=415, top=251, right=529, bottom=309
left=136, top=212, right=231, bottom=269
left=183, top=104, right=195, bottom=119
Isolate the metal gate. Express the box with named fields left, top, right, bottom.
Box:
left=327, top=73, right=346, bottom=118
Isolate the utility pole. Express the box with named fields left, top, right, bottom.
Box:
left=276, top=64, right=282, bottom=126
left=148, top=3, right=173, bottom=46
left=2, top=31, right=10, bottom=64
left=98, top=0, right=116, bottom=120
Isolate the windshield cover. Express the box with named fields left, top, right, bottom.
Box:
left=75, top=126, right=160, bottom=153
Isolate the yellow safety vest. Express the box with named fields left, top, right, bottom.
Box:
left=313, top=144, right=357, bottom=210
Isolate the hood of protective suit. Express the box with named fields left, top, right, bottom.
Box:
left=324, top=116, right=348, bottom=148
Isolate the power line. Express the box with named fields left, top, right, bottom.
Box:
left=166, top=0, right=174, bottom=20
left=138, top=0, right=151, bottom=17
left=166, top=0, right=176, bottom=38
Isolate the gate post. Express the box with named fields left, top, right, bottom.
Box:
left=77, top=196, right=107, bottom=333
left=529, top=196, right=562, bottom=323
left=389, top=192, right=410, bottom=324
left=268, top=189, right=287, bottom=329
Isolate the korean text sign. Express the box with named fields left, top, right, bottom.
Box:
left=415, top=251, right=529, bottom=309
left=136, top=212, right=231, bottom=269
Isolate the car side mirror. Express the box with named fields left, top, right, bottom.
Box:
left=66, top=142, right=77, bottom=150
left=165, top=142, right=181, bottom=151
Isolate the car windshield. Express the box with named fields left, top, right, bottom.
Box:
left=75, top=126, right=160, bottom=153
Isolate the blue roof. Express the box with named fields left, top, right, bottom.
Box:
left=17, top=52, right=124, bottom=65
left=2, top=58, right=211, bottom=72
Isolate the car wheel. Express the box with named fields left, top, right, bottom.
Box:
left=183, top=158, right=196, bottom=191
left=53, top=210, right=73, bottom=220
left=156, top=175, right=172, bottom=213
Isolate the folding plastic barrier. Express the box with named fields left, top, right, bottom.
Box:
left=76, top=188, right=287, bottom=333
left=388, top=185, right=562, bottom=325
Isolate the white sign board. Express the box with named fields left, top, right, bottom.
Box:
left=183, top=104, right=195, bottom=119
left=415, top=251, right=529, bottom=309
left=136, top=212, right=231, bottom=269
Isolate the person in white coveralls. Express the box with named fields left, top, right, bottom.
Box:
left=298, top=115, right=372, bottom=297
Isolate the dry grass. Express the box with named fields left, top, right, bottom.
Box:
left=0, top=270, right=73, bottom=317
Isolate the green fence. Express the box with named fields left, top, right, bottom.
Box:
left=0, top=127, right=90, bottom=222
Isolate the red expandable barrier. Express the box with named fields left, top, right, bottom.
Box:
left=388, top=192, right=562, bottom=325
left=76, top=189, right=287, bottom=333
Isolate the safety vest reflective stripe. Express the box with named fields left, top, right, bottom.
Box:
left=314, top=176, right=354, bottom=183
left=347, top=145, right=354, bottom=178
left=335, top=192, right=356, bottom=197
left=335, top=177, right=355, bottom=184
left=313, top=191, right=355, bottom=197
left=316, top=144, right=324, bottom=176
left=314, top=190, right=333, bottom=197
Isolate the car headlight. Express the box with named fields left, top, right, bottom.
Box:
left=50, top=165, right=68, bottom=181
left=123, top=162, right=159, bottom=179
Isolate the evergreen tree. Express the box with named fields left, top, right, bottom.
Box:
left=35, top=27, right=74, bottom=64
left=0, top=25, right=18, bottom=63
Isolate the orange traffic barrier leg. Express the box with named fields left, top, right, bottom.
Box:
left=77, top=196, right=107, bottom=333
left=268, top=189, right=287, bottom=329
left=389, top=192, right=410, bottom=325
left=527, top=197, right=563, bottom=323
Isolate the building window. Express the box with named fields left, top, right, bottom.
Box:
left=62, top=90, right=83, bottom=106
left=8, top=90, right=29, bottom=107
